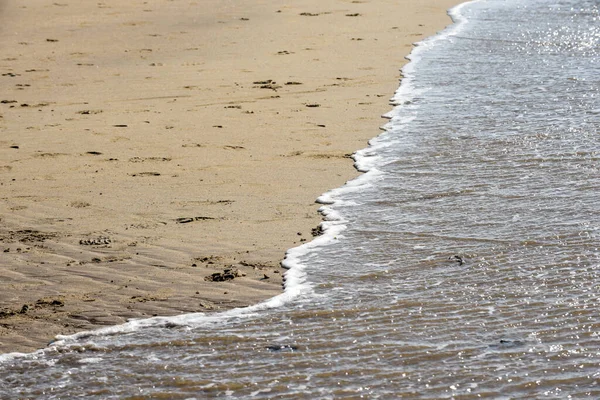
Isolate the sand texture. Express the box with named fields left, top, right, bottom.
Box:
left=0, top=0, right=458, bottom=354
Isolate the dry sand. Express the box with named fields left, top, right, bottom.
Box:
left=0, top=0, right=458, bottom=354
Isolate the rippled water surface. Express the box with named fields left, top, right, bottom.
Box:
left=2, top=0, right=599, bottom=398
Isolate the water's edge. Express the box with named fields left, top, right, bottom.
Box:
left=0, top=1, right=474, bottom=364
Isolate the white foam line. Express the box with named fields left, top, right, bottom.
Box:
left=0, top=1, right=479, bottom=365
left=391, top=0, right=478, bottom=107
left=353, top=1, right=479, bottom=174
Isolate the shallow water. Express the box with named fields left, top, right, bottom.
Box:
left=2, top=0, right=599, bottom=398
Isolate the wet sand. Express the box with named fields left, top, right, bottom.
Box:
left=0, top=0, right=458, bottom=354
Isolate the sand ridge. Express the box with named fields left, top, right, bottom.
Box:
left=0, top=0, right=458, bottom=353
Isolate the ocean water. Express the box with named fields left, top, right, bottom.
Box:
left=2, top=0, right=599, bottom=398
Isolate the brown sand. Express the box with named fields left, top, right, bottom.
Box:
left=0, top=0, right=458, bottom=354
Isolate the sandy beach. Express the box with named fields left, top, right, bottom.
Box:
left=0, top=0, right=458, bottom=354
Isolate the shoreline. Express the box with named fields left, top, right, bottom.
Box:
left=0, top=0, right=459, bottom=354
